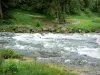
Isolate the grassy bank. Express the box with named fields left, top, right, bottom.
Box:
left=0, top=9, right=46, bottom=27
left=67, top=14, right=100, bottom=33
left=0, top=59, right=75, bottom=75
left=0, top=49, right=76, bottom=75
left=0, top=9, right=100, bottom=33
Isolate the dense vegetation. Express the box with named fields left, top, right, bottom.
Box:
left=0, top=48, right=20, bottom=59
left=0, top=0, right=100, bottom=20
left=0, top=0, right=100, bottom=33
left=0, top=49, right=75, bottom=75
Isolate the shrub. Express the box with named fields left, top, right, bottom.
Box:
left=0, top=48, right=20, bottom=59
left=35, top=20, right=43, bottom=27
left=4, top=62, right=18, bottom=74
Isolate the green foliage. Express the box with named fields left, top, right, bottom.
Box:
left=92, top=18, right=100, bottom=23
left=69, top=0, right=81, bottom=14
left=0, top=60, right=76, bottom=75
left=67, top=15, right=100, bottom=33
left=1, top=0, right=100, bottom=20
left=0, top=19, right=14, bottom=25
left=35, top=20, right=43, bottom=27
left=21, top=4, right=33, bottom=11
left=2, top=62, right=18, bottom=74
left=1, top=9, right=44, bottom=27
left=84, top=9, right=93, bottom=17
left=0, top=48, right=20, bottom=59
left=0, top=0, right=100, bottom=33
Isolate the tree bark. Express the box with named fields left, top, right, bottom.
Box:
left=0, top=0, right=3, bottom=19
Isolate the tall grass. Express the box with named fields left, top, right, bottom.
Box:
left=0, top=48, right=20, bottom=59
left=0, top=60, right=75, bottom=75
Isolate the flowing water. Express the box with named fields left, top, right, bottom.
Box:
left=0, top=32, right=100, bottom=63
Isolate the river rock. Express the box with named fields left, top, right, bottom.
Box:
left=95, top=29, right=100, bottom=33
left=61, top=27, right=67, bottom=32
left=42, top=28, right=49, bottom=31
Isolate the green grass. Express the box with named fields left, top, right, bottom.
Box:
left=0, top=60, right=75, bottom=75
left=0, top=9, right=55, bottom=28
left=92, top=18, right=100, bottom=23
left=0, top=9, right=46, bottom=27
left=67, top=15, right=100, bottom=32
left=0, top=48, right=20, bottom=59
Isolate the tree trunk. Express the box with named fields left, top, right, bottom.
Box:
left=0, top=0, right=3, bottom=19
left=55, top=9, right=59, bottom=21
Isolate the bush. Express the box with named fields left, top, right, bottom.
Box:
left=3, top=62, right=18, bottom=74
left=35, top=20, right=43, bottom=27
left=0, top=49, right=20, bottom=59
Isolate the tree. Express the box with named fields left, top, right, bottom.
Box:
left=0, top=0, right=3, bottom=18
left=0, top=0, right=100, bottom=19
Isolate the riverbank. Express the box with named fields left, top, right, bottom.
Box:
left=1, top=48, right=100, bottom=75
left=0, top=25, right=100, bottom=33
left=0, top=49, right=76, bottom=75
left=0, top=9, right=100, bottom=33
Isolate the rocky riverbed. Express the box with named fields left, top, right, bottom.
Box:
left=0, top=25, right=100, bottom=33
left=0, top=32, right=100, bottom=75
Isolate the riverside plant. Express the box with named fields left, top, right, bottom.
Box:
left=0, top=48, right=20, bottom=59
left=0, top=60, right=75, bottom=75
